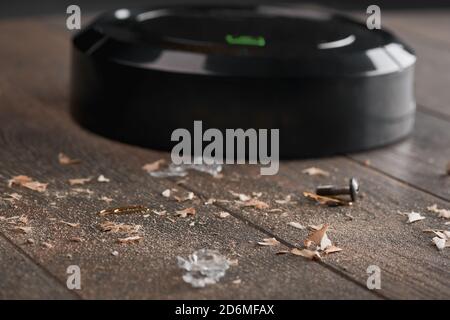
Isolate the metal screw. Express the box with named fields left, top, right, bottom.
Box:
left=316, top=178, right=359, bottom=202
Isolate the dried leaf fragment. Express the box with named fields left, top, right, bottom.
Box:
left=302, top=167, right=330, bottom=177
left=58, top=153, right=81, bottom=165
left=68, top=177, right=92, bottom=186
left=303, top=192, right=348, bottom=207
left=257, top=237, right=280, bottom=246
left=175, top=207, right=196, bottom=218
left=427, top=204, right=450, bottom=219
left=8, top=175, right=48, bottom=193
left=290, top=248, right=321, bottom=260
left=142, top=159, right=166, bottom=173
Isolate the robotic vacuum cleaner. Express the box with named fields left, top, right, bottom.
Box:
left=70, top=5, right=416, bottom=158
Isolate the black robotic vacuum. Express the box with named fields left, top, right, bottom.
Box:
left=70, top=5, right=416, bottom=158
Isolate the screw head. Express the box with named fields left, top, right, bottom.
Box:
left=349, top=178, right=359, bottom=202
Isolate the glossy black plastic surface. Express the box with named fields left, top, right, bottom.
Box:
left=70, top=5, right=416, bottom=158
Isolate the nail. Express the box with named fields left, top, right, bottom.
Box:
left=315, top=178, right=359, bottom=202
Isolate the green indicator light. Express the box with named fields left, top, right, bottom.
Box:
left=225, top=34, right=266, bottom=47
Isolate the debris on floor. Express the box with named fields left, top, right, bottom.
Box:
left=275, top=195, right=292, bottom=205
left=8, top=175, right=48, bottom=193
left=117, top=235, right=143, bottom=244
left=303, top=191, right=349, bottom=207
left=60, top=221, right=80, bottom=228
left=142, top=159, right=166, bottom=173
left=257, top=237, right=280, bottom=246
left=175, top=207, right=196, bottom=218
left=427, top=204, right=450, bottom=219
left=287, top=222, right=305, bottom=230
left=58, top=152, right=81, bottom=165
left=177, top=249, right=230, bottom=288
left=97, top=175, right=110, bottom=183
left=290, top=248, right=321, bottom=260
left=302, top=167, right=330, bottom=177
left=149, top=157, right=222, bottom=178
left=98, top=221, right=141, bottom=234
left=98, top=205, right=150, bottom=216
left=432, top=237, right=446, bottom=250
left=404, top=212, right=426, bottom=223
left=217, top=211, right=230, bottom=219
left=68, top=177, right=92, bottom=186
left=161, top=189, right=171, bottom=198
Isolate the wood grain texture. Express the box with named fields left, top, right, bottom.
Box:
left=0, top=234, right=77, bottom=299
left=0, top=14, right=449, bottom=299
left=0, top=79, right=376, bottom=299
left=166, top=160, right=450, bottom=299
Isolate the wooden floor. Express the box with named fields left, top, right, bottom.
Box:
left=0, top=9, right=449, bottom=299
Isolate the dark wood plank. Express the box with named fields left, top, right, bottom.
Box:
left=0, top=234, right=76, bottom=299
left=0, top=78, right=375, bottom=299
left=174, top=160, right=450, bottom=299
left=351, top=111, right=450, bottom=201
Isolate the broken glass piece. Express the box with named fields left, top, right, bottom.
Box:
left=150, top=156, right=222, bottom=178
left=177, top=249, right=229, bottom=288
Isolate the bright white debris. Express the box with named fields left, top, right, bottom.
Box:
left=162, top=189, right=171, bottom=197
left=177, top=249, right=229, bottom=288
left=97, top=175, right=110, bottom=183
left=287, top=222, right=305, bottom=230
left=150, top=157, right=222, bottom=178
left=432, top=237, right=446, bottom=250
left=406, top=212, right=426, bottom=223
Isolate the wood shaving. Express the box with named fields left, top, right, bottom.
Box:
left=290, top=248, right=321, bottom=260
left=13, top=226, right=32, bottom=234
left=405, top=212, right=426, bottom=223
left=42, top=242, right=53, bottom=249
left=60, top=221, right=80, bottom=228
left=323, top=245, right=343, bottom=255
left=276, top=250, right=290, bottom=255
left=98, top=205, right=150, bottom=216
left=71, top=188, right=93, bottom=195
left=142, top=159, right=166, bottom=173
left=152, top=210, right=167, bottom=216
left=99, top=196, right=113, bottom=203
left=302, top=167, right=330, bottom=177
left=275, top=195, right=292, bottom=205
left=175, top=207, right=196, bottom=218
left=304, top=224, right=333, bottom=251
left=3, top=193, right=22, bottom=202
left=174, top=192, right=195, bottom=202
left=217, top=212, right=230, bottom=219
left=68, top=177, right=92, bottom=186
left=257, top=237, right=280, bottom=246
left=229, top=191, right=251, bottom=201
left=70, top=237, right=84, bottom=242
left=98, top=221, right=141, bottom=234
left=8, top=175, right=48, bottom=193
left=162, top=189, right=171, bottom=197
left=97, top=175, right=110, bottom=183
left=252, top=192, right=263, bottom=198
left=268, top=208, right=284, bottom=213
left=427, top=204, right=450, bottom=219
left=232, top=279, right=242, bottom=285
left=205, top=198, right=216, bottom=205
left=238, top=198, right=269, bottom=210
left=432, top=236, right=446, bottom=250
left=111, top=250, right=119, bottom=256
left=303, top=192, right=348, bottom=207
left=287, top=222, right=305, bottom=230
left=117, top=235, right=143, bottom=244
left=58, top=153, right=81, bottom=165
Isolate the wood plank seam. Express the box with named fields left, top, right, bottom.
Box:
left=165, top=177, right=388, bottom=300
left=0, top=232, right=81, bottom=299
